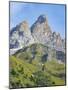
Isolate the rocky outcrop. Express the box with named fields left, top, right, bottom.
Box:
left=31, top=15, right=52, bottom=45
left=31, top=15, right=65, bottom=51
left=10, top=21, right=34, bottom=49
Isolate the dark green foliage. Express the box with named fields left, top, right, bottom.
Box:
left=41, top=54, right=48, bottom=62
left=33, top=71, right=54, bottom=86
left=56, top=51, right=65, bottom=62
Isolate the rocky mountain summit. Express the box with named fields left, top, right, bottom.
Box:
left=10, top=21, right=34, bottom=49
left=10, top=15, right=65, bottom=56
left=31, top=15, right=52, bottom=45
left=31, top=15, right=65, bottom=51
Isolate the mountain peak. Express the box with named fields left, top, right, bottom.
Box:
left=20, top=20, right=29, bottom=30
left=21, top=20, right=28, bottom=26
left=37, top=15, right=47, bottom=24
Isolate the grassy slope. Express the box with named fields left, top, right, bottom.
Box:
left=9, top=56, right=39, bottom=88
left=9, top=43, right=65, bottom=88
left=44, top=60, right=65, bottom=85
left=9, top=56, right=65, bottom=88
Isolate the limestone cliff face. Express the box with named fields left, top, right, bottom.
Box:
left=31, top=15, right=52, bottom=45
left=10, top=20, right=34, bottom=49
left=31, top=15, right=65, bottom=51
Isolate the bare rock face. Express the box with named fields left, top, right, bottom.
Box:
left=10, top=20, right=34, bottom=49
left=56, top=33, right=63, bottom=50
left=31, top=15, right=52, bottom=45
left=31, top=15, right=65, bottom=51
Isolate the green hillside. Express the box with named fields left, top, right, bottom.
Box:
left=9, top=43, right=66, bottom=88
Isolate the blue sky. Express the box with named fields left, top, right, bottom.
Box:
left=10, top=2, right=66, bottom=38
